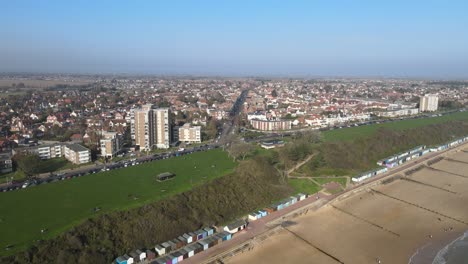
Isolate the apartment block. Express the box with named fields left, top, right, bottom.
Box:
left=420, top=94, right=439, bottom=112
left=178, top=123, right=201, bottom=143
left=131, top=104, right=171, bottom=150
left=100, top=131, right=122, bottom=158
left=64, top=144, right=91, bottom=164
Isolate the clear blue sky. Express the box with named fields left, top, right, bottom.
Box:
left=1, top=0, right=468, bottom=78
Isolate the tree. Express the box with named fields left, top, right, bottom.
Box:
left=271, top=89, right=278, bottom=97
left=228, top=141, right=255, bottom=161
left=13, top=153, right=42, bottom=176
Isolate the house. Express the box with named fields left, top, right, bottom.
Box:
left=46, top=115, right=58, bottom=124
left=69, top=133, right=83, bottom=143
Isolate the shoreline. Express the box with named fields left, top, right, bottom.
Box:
left=408, top=230, right=467, bottom=264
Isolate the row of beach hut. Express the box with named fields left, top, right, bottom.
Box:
left=115, top=227, right=215, bottom=264
left=150, top=231, right=232, bottom=264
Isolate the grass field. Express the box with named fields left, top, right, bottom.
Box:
left=288, top=178, right=321, bottom=195
left=314, top=177, right=348, bottom=187
left=322, top=111, right=468, bottom=141
left=0, top=149, right=236, bottom=255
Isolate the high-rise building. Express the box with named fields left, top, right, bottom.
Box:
left=131, top=104, right=171, bottom=150
left=100, top=131, right=122, bottom=158
left=419, top=94, right=439, bottom=112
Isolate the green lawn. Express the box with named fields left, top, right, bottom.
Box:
left=323, top=111, right=468, bottom=142
left=288, top=178, right=321, bottom=195
left=0, top=149, right=236, bottom=255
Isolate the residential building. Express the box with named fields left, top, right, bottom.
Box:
left=178, top=123, right=201, bottom=143
left=64, top=144, right=91, bottom=164
left=154, top=108, right=171, bottom=149
left=100, top=131, right=122, bottom=158
left=0, top=153, right=13, bottom=174
left=18, top=143, right=64, bottom=160
left=132, top=105, right=172, bottom=150
left=420, top=94, right=439, bottom=112
left=250, top=119, right=292, bottom=131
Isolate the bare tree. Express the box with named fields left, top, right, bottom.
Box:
left=228, top=141, right=255, bottom=161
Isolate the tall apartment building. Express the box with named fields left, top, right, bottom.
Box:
left=178, top=123, right=201, bottom=143
left=100, top=131, right=122, bottom=158
left=132, top=104, right=171, bottom=150
left=154, top=108, right=171, bottom=149
left=419, top=94, right=439, bottom=112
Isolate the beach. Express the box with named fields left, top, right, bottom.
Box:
left=227, top=148, right=468, bottom=264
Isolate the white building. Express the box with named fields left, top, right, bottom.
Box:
left=420, top=94, right=439, bottom=112
left=178, top=123, right=201, bottom=143
left=64, top=144, right=91, bottom=164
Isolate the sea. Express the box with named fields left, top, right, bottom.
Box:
left=432, top=231, right=468, bottom=264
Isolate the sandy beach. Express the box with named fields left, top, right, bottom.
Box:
left=227, top=148, right=468, bottom=264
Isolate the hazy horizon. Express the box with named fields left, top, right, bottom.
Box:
left=2, top=1, right=468, bottom=78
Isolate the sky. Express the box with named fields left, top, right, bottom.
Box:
left=1, top=0, right=468, bottom=78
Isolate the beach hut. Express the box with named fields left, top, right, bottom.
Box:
left=166, top=254, right=178, bottom=264
left=152, top=257, right=166, bottom=264
left=171, top=238, right=184, bottom=249
left=203, top=226, right=214, bottom=236
left=296, top=193, right=306, bottom=201
left=183, top=233, right=193, bottom=244
left=124, top=254, right=134, bottom=264
left=155, top=244, right=166, bottom=256
left=248, top=213, right=257, bottom=221
left=136, top=249, right=146, bottom=262
left=172, top=250, right=184, bottom=262
left=184, top=245, right=195, bottom=258
left=146, top=249, right=156, bottom=261
left=188, top=232, right=198, bottom=242
left=115, top=256, right=128, bottom=264
left=259, top=210, right=268, bottom=217
left=177, top=235, right=188, bottom=245
left=179, top=248, right=189, bottom=260
left=129, top=251, right=140, bottom=263
left=220, top=231, right=232, bottom=241
left=197, top=240, right=209, bottom=251
left=192, top=242, right=203, bottom=254
left=195, top=229, right=206, bottom=240
left=264, top=207, right=275, bottom=214
left=167, top=240, right=177, bottom=251
left=161, top=242, right=172, bottom=253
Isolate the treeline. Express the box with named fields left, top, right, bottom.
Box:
left=2, top=157, right=291, bottom=264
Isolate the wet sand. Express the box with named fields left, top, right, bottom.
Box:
left=227, top=149, right=468, bottom=264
